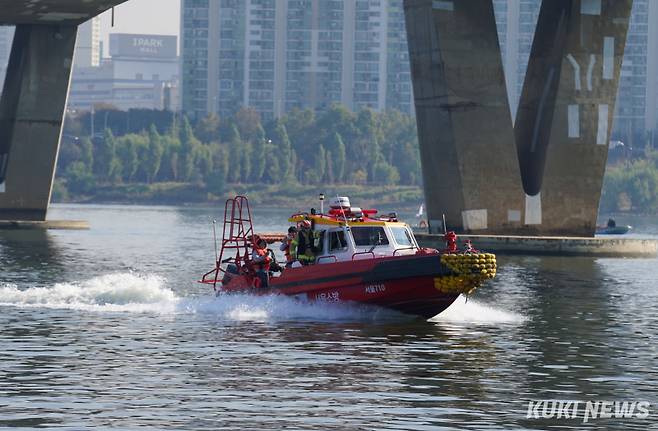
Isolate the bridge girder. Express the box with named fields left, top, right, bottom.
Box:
left=0, top=0, right=128, bottom=25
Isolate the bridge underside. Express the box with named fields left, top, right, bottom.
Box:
left=405, top=0, right=633, bottom=237
left=0, top=0, right=126, bottom=221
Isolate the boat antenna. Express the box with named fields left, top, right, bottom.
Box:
left=319, top=193, right=325, bottom=215
left=442, top=214, right=447, bottom=235
left=212, top=219, right=219, bottom=266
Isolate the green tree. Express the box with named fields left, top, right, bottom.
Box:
left=600, top=168, right=628, bottom=213
left=262, top=141, right=280, bottom=184
left=325, top=149, right=334, bottom=184
left=394, top=140, right=421, bottom=185
left=313, top=144, right=326, bottom=184
left=227, top=124, right=243, bottom=183
left=179, top=116, right=200, bottom=181
left=235, top=107, right=261, bottom=142
left=273, top=121, right=293, bottom=181
left=146, top=125, right=164, bottom=183
left=241, top=140, right=253, bottom=183
left=373, top=161, right=401, bottom=186
left=332, top=133, right=346, bottom=182
left=160, top=131, right=181, bottom=181
left=205, top=143, right=228, bottom=194
left=94, top=129, right=118, bottom=182
left=628, top=161, right=658, bottom=211
left=80, top=137, right=94, bottom=172
left=64, top=161, right=96, bottom=194
left=283, top=107, right=315, bottom=164
left=316, top=104, right=357, bottom=158
left=251, top=125, right=267, bottom=182
left=196, top=145, right=214, bottom=181
left=116, top=135, right=139, bottom=182
left=195, top=113, right=220, bottom=143
left=209, top=143, right=229, bottom=184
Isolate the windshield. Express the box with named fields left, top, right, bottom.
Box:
left=390, top=227, right=415, bottom=247
left=351, top=227, right=390, bottom=247
left=329, top=230, right=348, bottom=252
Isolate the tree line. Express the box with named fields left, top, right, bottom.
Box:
left=58, top=104, right=422, bottom=196
left=600, top=148, right=658, bottom=214
left=59, top=103, right=658, bottom=213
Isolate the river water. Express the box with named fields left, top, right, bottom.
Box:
left=1, top=204, right=657, bottom=430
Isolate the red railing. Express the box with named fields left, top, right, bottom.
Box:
left=393, top=247, right=417, bottom=256
left=352, top=251, right=376, bottom=261
left=202, top=195, right=255, bottom=289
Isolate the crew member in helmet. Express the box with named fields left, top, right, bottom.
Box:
left=251, top=237, right=272, bottom=288
left=295, top=220, right=316, bottom=265
left=280, top=226, right=298, bottom=268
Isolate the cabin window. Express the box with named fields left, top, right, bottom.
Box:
left=391, top=227, right=414, bottom=247
left=329, top=230, right=348, bottom=252
left=351, top=227, right=389, bottom=247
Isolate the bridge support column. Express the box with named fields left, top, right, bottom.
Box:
left=404, top=0, right=525, bottom=234
left=0, top=24, right=77, bottom=221
left=515, top=0, right=633, bottom=236
left=405, top=0, right=633, bottom=237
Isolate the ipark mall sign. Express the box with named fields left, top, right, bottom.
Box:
left=110, top=33, right=177, bottom=59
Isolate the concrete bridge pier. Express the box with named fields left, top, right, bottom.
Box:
left=405, top=0, right=633, bottom=237
left=0, top=24, right=78, bottom=221
left=404, top=0, right=525, bottom=235
left=515, top=0, right=633, bottom=236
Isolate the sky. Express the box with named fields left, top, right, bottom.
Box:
left=99, top=0, right=180, bottom=55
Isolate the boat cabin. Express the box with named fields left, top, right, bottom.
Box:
left=288, top=197, right=419, bottom=264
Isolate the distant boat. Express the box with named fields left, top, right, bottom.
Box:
left=596, top=225, right=631, bottom=235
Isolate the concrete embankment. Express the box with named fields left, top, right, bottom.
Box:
left=416, top=234, right=658, bottom=258
left=0, top=220, right=89, bottom=230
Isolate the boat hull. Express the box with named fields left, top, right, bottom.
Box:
left=218, top=253, right=462, bottom=319
left=596, top=225, right=631, bottom=235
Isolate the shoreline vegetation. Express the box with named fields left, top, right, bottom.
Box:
left=55, top=105, right=658, bottom=213
left=55, top=105, right=423, bottom=208
left=52, top=182, right=423, bottom=209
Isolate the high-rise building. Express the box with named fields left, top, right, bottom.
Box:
left=75, top=16, right=102, bottom=68
left=613, top=0, right=658, bottom=145
left=493, top=0, right=541, bottom=118
left=181, top=0, right=414, bottom=120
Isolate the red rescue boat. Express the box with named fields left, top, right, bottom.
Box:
left=200, top=195, right=497, bottom=319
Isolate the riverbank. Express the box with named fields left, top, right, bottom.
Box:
left=52, top=181, right=424, bottom=208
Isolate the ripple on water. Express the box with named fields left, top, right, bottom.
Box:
left=1, top=206, right=657, bottom=430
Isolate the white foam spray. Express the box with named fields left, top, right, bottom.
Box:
left=181, top=292, right=405, bottom=322
left=0, top=273, right=406, bottom=322
left=432, top=295, right=526, bottom=325
left=0, top=273, right=176, bottom=313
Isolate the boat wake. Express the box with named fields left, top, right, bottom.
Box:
left=1, top=273, right=521, bottom=324
left=0, top=273, right=177, bottom=313
left=432, top=296, right=526, bottom=325
left=180, top=292, right=405, bottom=322
left=0, top=273, right=406, bottom=322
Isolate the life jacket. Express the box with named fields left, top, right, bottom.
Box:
left=284, top=236, right=296, bottom=263
left=296, top=229, right=315, bottom=261
left=253, top=247, right=271, bottom=271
